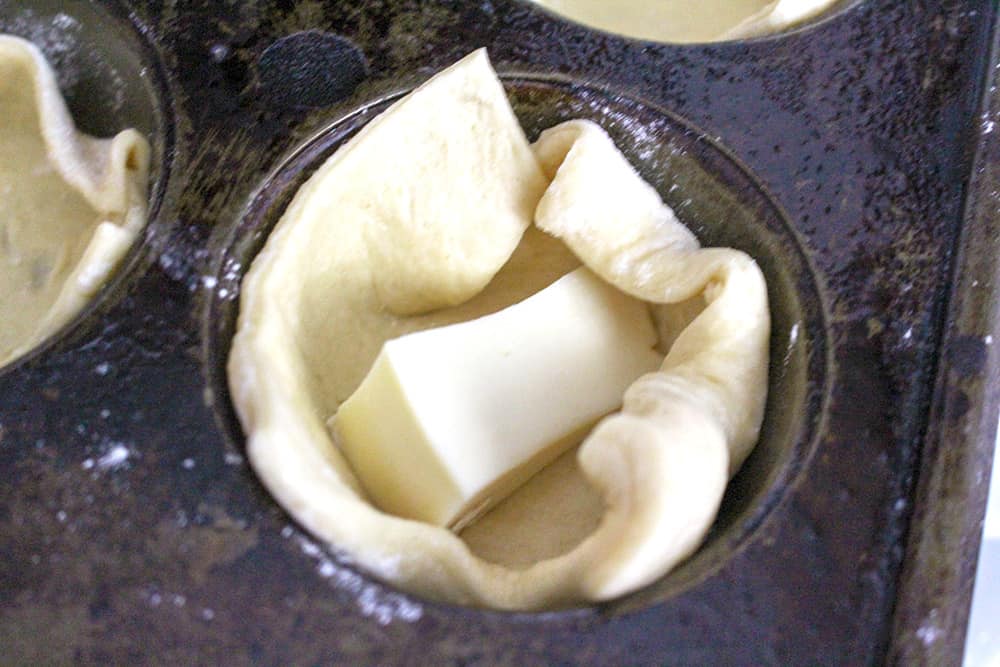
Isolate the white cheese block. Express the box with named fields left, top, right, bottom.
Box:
left=331, top=267, right=664, bottom=529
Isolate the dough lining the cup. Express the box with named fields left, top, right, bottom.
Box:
left=0, top=35, right=150, bottom=366
left=228, top=49, right=770, bottom=610
left=530, top=0, right=839, bottom=44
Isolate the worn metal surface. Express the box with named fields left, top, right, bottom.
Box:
left=890, top=12, right=1000, bottom=664
left=0, top=0, right=995, bottom=664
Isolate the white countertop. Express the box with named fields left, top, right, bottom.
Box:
left=964, top=419, right=1000, bottom=666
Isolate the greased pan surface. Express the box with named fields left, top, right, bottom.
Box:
left=0, top=0, right=995, bottom=664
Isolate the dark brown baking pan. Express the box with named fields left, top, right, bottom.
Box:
left=0, top=0, right=996, bottom=664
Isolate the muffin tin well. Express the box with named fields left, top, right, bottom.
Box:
left=519, top=0, right=862, bottom=45
left=204, top=75, right=828, bottom=612
left=0, top=0, right=173, bottom=371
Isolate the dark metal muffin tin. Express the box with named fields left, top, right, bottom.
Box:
left=1, top=0, right=997, bottom=664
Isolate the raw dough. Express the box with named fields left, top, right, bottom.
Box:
left=228, top=50, right=770, bottom=609
left=0, top=35, right=149, bottom=366
left=531, top=0, right=840, bottom=43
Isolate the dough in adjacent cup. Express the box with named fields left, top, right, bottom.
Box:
left=228, top=49, right=770, bottom=609
left=530, top=0, right=840, bottom=43
left=0, top=35, right=150, bottom=366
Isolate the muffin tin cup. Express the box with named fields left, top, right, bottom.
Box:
left=520, top=0, right=862, bottom=46
left=0, top=0, right=996, bottom=663
left=0, top=0, right=176, bottom=373
left=205, top=73, right=829, bottom=613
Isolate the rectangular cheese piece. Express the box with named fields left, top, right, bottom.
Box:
left=330, top=267, right=663, bottom=530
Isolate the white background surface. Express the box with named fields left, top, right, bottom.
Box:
left=964, top=419, right=1000, bottom=667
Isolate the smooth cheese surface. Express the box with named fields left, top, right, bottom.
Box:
left=333, top=267, right=663, bottom=529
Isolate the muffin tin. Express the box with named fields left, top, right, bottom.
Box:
left=1, top=0, right=997, bottom=663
